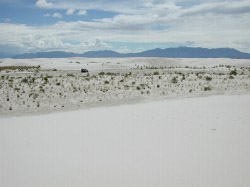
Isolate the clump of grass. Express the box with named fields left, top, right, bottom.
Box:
left=67, top=74, right=75, bottom=77
left=204, top=86, right=212, bottom=91
left=181, top=74, right=185, bottom=81
left=171, top=77, right=178, bottom=84
left=99, top=72, right=105, bottom=76
left=153, top=71, right=159, bottom=75
left=229, top=69, right=237, bottom=76
left=21, top=78, right=28, bottom=83
left=205, top=76, right=212, bottom=81
left=0, top=66, right=40, bottom=72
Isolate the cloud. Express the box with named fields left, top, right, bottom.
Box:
left=43, top=13, right=51, bottom=17
left=21, top=35, right=72, bottom=51
left=66, top=9, right=75, bottom=15
left=36, top=0, right=53, bottom=8
left=52, top=13, right=63, bottom=19
left=78, top=10, right=87, bottom=15
left=1, top=0, right=250, bottom=53
left=3, top=18, right=11, bottom=22
left=0, top=24, right=111, bottom=53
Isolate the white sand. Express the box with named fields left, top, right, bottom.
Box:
left=1, top=94, right=250, bottom=187
left=1, top=57, right=250, bottom=71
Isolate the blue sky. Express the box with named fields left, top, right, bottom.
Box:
left=0, top=0, right=250, bottom=56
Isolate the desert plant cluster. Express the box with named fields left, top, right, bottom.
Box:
left=0, top=65, right=250, bottom=115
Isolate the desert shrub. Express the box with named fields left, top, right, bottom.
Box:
left=136, top=86, right=141, bottom=90
left=140, top=84, right=146, bottom=89
left=107, top=72, right=115, bottom=76
left=56, top=82, right=61, bottom=86
left=21, top=78, right=28, bottom=83
left=104, top=80, right=109, bottom=84
left=153, top=71, right=159, bottom=75
left=67, top=74, right=75, bottom=77
left=181, top=74, right=185, bottom=81
left=229, top=75, right=234, bottom=79
left=99, top=72, right=105, bottom=76
left=205, top=76, right=212, bottom=81
left=171, top=77, right=178, bottom=84
left=230, top=69, right=237, bottom=76
left=33, top=93, right=39, bottom=99
left=44, top=77, right=49, bottom=83
left=204, top=86, right=212, bottom=91
left=40, top=88, right=45, bottom=93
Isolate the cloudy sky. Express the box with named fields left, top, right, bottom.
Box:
left=0, top=0, right=250, bottom=56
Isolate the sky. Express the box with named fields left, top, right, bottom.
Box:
left=0, top=0, right=250, bottom=56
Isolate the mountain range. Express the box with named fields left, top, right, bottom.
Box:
left=12, top=47, right=250, bottom=59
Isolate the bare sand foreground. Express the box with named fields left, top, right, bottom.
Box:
left=0, top=94, right=250, bottom=187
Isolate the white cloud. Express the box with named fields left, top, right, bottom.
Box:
left=3, top=18, right=11, bottom=22
left=43, top=13, right=51, bottom=17
left=66, top=9, right=75, bottom=15
left=117, top=46, right=130, bottom=53
left=1, top=0, right=250, bottom=53
left=22, top=35, right=72, bottom=50
left=36, top=0, right=53, bottom=8
left=78, top=10, right=87, bottom=15
left=52, top=13, right=63, bottom=19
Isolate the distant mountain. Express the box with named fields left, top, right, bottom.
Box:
left=127, top=47, right=250, bottom=58
left=12, top=51, right=78, bottom=59
left=83, top=50, right=121, bottom=58
left=12, top=47, right=250, bottom=59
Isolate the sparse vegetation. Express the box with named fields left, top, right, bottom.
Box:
left=0, top=62, right=249, bottom=114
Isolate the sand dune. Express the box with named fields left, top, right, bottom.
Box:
left=1, top=94, right=250, bottom=187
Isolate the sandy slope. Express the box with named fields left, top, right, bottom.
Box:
left=1, top=94, right=250, bottom=187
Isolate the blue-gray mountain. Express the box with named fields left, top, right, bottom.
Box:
left=12, top=47, right=250, bottom=59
